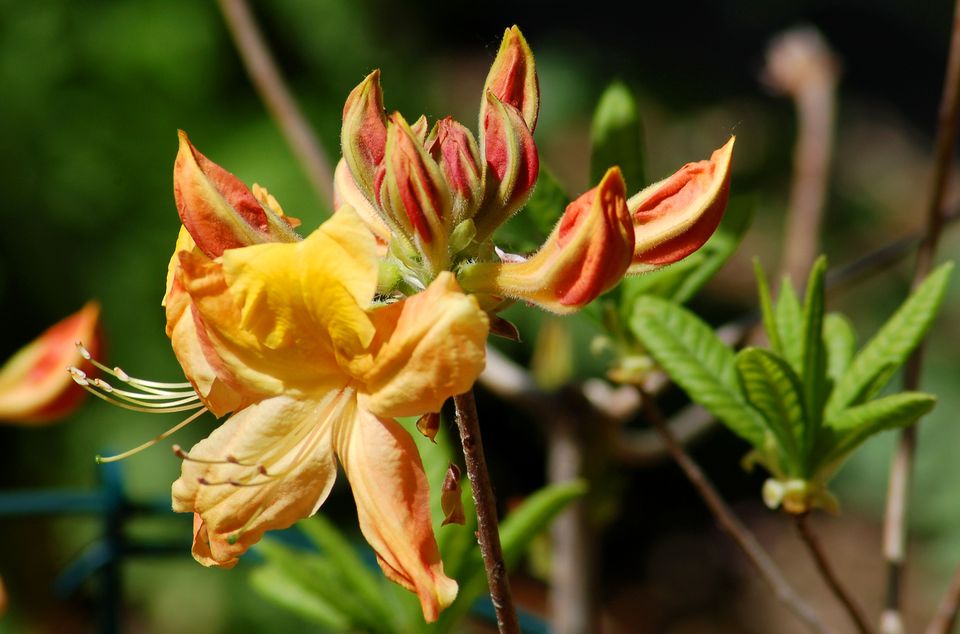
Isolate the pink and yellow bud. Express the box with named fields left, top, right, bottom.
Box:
left=629, top=137, right=735, bottom=273
left=0, top=301, right=101, bottom=424
left=481, top=25, right=539, bottom=133
left=341, top=70, right=388, bottom=202
left=475, top=92, right=539, bottom=240
left=460, top=168, right=633, bottom=314
left=378, top=113, right=453, bottom=271
left=174, top=131, right=298, bottom=258
left=426, top=117, right=483, bottom=224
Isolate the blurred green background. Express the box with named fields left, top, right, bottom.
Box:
left=1, top=0, right=959, bottom=632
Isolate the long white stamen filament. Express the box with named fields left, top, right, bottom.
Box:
left=96, top=407, right=209, bottom=464
left=75, top=341, right=194, bottom=393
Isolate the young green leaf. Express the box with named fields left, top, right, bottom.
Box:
left=800, top=256, right=828, bottom=441
left=815, top=392, right=936, bottom=474
left=823, top=313, right=856, bottom=384
left=826, top=262, right=954, bottom=418
left=590, top=81, right=645, bottom=189
left=631, top=296, right=767, bottom=448
left=775, top=277, right=804, bottom=371
left=753, top=258, right=782, bottom=355
left=735, top=348, right=807, bottom=475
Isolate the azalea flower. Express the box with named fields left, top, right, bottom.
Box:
left=0, top=301, right=100, bottom=424
left=338, top=25, right=735, bottom=315
left=71, top=133, right=488, bottom=622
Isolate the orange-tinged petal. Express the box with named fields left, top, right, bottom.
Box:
left=172, top=392, right=347, bottom=568
left=334, top=403, right=458, bottom=622
left=0, top=301, right=101, bottom=424
left=481, top=25, right=539, bottom=133
left=460, top=168, right=634, bottom=314
left=334, top=158, right=390, bottom=251
left=342, top=70, right=388, bottom=203
left=426, top=117, right=483, bottom=224
left=628, top=137, right=735, bottom=273
left=360, top=273, right=488, bottom=418
left=174, top=131, right=299, bottom=258
left=180, top=208, right=379, bottom=397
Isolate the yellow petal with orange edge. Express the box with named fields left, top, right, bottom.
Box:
left=360, top=272, right=488, bottom=418
left=0, top=301, right=101, bottom=424
left=180, top=207, right=379, bottom=397
left=172, top=391, right=347, bottom=567
left=334, top=158, right=390, bottom=252
left=334, top=401, right=458, bottom=622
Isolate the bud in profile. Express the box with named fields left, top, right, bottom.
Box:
left=480, top=25, right=539, bottom=133
left=629, top=137, right=735, bottom=273
left=378, top=113, right=453, bottom=272
left=174, top=131, right=299, bottom=258
left=460, top=167, right=633, bottom=314
left=341, top=70, right=388, bottom=202
left=426, top=117, right=483, bottom=224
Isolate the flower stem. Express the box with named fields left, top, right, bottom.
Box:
left=637, top=389, right=830, bottom=634
left=795, top=513, right=874, bottom=634
left=881, top=1, right=960, bottom=631
left=925, top=564, right=960, bottom=634
left=453, top=389, right=520, bottom=634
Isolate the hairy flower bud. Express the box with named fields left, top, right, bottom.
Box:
left=480, top=25, right=539, bottom=133
left=342, top=70, right=388, bottom=202
left=474, top=92, right=539, bottom=240
left=460, top=168, right=633, bottom=314
left=174, top=131, right=299, bottom=258
left=378, top=113, right=453, bottom=272
left=628, top=137, right=735, bottom=273
left=427, top=117, right=483, bottom=224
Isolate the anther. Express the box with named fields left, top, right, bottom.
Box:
left=92, top=378, right=114, bottom=393
left=114, top=367, right=130, bottom=382
left=75, top=341, right=92, bottom=360
left=68, top=367, right=89, bottom=386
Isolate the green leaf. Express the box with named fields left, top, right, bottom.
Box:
left=800, top=256, right=828, bottom=443
left=815, top=392, right=936, bottom=474
left=298, top=516, right=396, bottom=628
left=735, top=348, right=807, bottom=475
left=775, top=277, right=804, bottom=371
left=590, top=81, right=645, bottom=189
left=631, top=296, right=767, bottom=448
left=250, top=564, right=351, bottom=631
left=823, top=313, right=856, bottom=384
left=495, top=167, right=569, bottom=253
left=753, top=258, right=782, bottom=355
left=435, top=481, right=586, bottom=633
left=826, top=262, right=954, bottom=418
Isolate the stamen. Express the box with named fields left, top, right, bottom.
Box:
left=96, top=407, right=209, bottom=464
left=75, top=380, right=204, bottom=414
left=74, top=341, right=195, bottom=393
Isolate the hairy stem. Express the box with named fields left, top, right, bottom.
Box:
left=881, top=2, right=960, bottom=631
left=453, top=390, right=519, bottom=634
left=217, top=0, right=334, bottom=205
left=794, top=514, right=874, bottom=634
left=638, top=389, right=829, bottom=634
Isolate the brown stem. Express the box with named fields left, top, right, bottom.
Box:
left=926, top=565, right=960, bottom=634
left=453, top=389, right=519, bottom=634
left=793, top=514, right=874, bottom=634
left=216, top=0, right=334, bottom=206
left=881, top=2, right=960, bottom=631
left=638, top=389, right=830, bottom=634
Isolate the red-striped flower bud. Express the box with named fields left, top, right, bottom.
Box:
left=426, top=117, right=483, bottom=224
left=480, top=25, right=539, bottom=133
left=174, top=131, right=299, bottom=258
left=379, top=113, right=453, bottom=272
left=460, top=167, right=633, bottom=314
left=341, top=70, right=388, bottom=202
left=629, top=137, right=735, bottom=273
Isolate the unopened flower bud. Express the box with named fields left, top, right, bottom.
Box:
left=427, top=117, right=483, bottom=223
left=480, top=25, right=539, bottom=133
left=174, top=131, right=298, bottom=258
left=440, top=463, right=466, bottom=526
left=341, top=70, right=388, bottom=202
left=629, top=137, right=735, bottom=273
left=460, top=167, right=633, bottom=314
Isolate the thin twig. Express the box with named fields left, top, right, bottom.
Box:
left=926, top=565, right=960, bottom=634
left=637, top=388, right=830, bottom=634
left=881, top=2, right=960, bottom=632
left=453, top=390, right=520, bottom=634
left=217, top=0, right=334, bottom=205
left=795, top=514, right=875, bottom=634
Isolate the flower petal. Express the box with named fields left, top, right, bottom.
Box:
left=172, top=392, right=348, bottom=567
left=0, top=301, right=101, bottom=424
left=341, top=70, right=388, bottom=203
left=180, top=208, right=378, bottom=397
left=334, top=158, right=391, bottom=251
left=334, top=403, right=458, bottom=622
left=628, top=137, right=735, bottom=273
left=481, top=25, right=539, bottom=133
left=361, top=272, right=488, bottom=418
